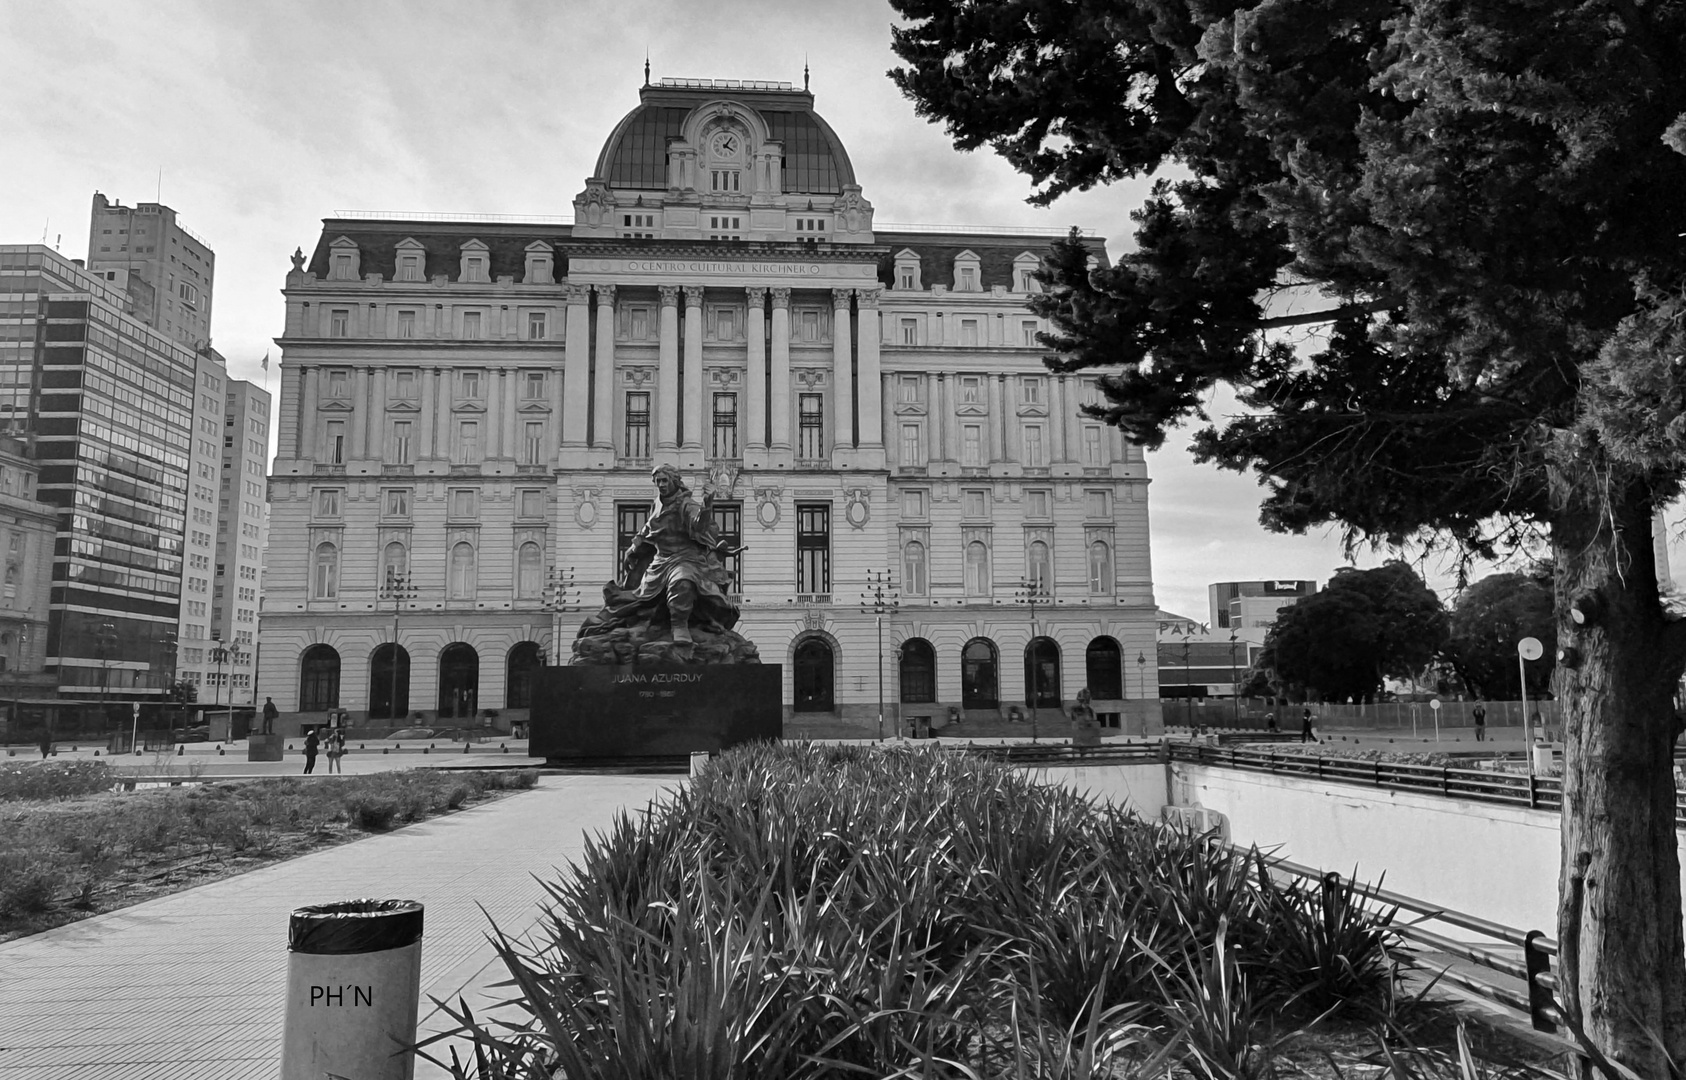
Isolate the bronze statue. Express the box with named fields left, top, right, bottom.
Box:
left=573, top=465, right=758, bottom=664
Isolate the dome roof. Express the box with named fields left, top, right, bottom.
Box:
left=593, top=80, right=856, bottom=195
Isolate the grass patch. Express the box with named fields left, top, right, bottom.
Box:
left=0, top=767, right=539, bottom=939
left=1, top=759, right=115, bottom=800
left=422, top=745, right=1547, bottom=1079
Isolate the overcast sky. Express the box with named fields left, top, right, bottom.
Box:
left=0, top=0, right=1507, bottom=618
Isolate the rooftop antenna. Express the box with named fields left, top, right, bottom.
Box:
left=644, top=54, right=650, bottom=86
left=156, top=167, right=162, bottom=204
left=804, top=56, right=810, bottom=91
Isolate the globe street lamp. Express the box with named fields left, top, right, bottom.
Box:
left=1229, top=630, right=1241, bottom=728
left=542, top=566, right=580, bottom=666
left=209, top=638, right=244, bottom=743
left=379, top=571, right=417, bottom=721
left=860, top=570, right=900, bottom=741
left=1014, top=578, right=1046, bottom=742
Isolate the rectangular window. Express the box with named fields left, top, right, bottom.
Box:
left=524, top=421, right=544, bottom=465
left=326, top=369, right=349, bottom=398
left=397, top=309, right=416, bottom=337
left=1083, top=425, right=1103, bottom=466
left=798, top=393, right=825, bottom=459
left=617, top=502, right=652, bottom=563
left=959, top=319, right=979, bottom=346
left=625, top=392, right=650, bottom=458
left=330, top=309, right=349, bottom=337
left=710, top=171, right=741, bottom=192
left=1022, top=377, right=1043, bottom=404
left=898, top=375, right=921, bottom=403
left=715, top=308, right=736, bottom=340
left=384, top=488, right=411, bottom=518
left=796, top=503, right=831, bottom=595
left=630, top=307, right=650, bottom=339
left=902, top=489, right=927, bottom=519
left=961, top=424, right=982, bottom=467
left=457, top=420, right=480, bottom=463
left=711, top=501, right=743, bottom=592
left=1021, top=320, right=1039, bottom=347
left=959, top=376, right=982, bottom=404
left=799, top=310, right=820, bottom=342
left=522, top=371, right=545, bottom=399
left=900, top=422, right=923, bottom=465
left=1028, top=489, right=1051, bottom=518
left=391, top=420, right=413, bottom=464
left=449, top=488, right=477, bottom=519
left=901, top=319, right=918, bottom=345
left=460, top=370, right=482, bottom=399
left=325, top=420, right=346, bottom=464
left=899, top=269, right=916, bottom=290
left=399, top=254, right=422, bottom=281
left=392, top=369, right=418, bottom=399
left=527, top=311, right=547, bottom=340
left=316, top=488, right=342, bottom=518
left=518, top=489, right=545, bottom=519
left=1086, top=490, right=1111, bottom=519
left=1023, top=425, right=1045, bottom=468
left=462, top=311, right=482, bottom=339
left=712, top=393, right=738, bottom=458
left=964, top=489, right=988, bottom=519
left=959, top=266, right=977, bottom=291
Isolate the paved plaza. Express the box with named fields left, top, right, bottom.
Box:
left=0, top=771, right=679, bottom=1079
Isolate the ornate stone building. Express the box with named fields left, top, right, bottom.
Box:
left=261, top=76, right=1163, bottom=735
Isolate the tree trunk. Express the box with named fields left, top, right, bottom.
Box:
left=1551, top=452, right=1686, bottom=1076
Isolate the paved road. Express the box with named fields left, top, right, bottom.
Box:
left=0, top=772, right=679, bottom=1079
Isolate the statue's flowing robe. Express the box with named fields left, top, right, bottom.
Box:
left=577, top=492, right=739, bottom=639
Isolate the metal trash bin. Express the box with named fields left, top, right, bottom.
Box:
left=281, top=898, right=424, bottom=1080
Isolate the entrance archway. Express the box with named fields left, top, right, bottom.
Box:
left=299, top=645, right=340, bottom=712
left=1085, top=637, right=1123, bottom=700
left=793, top=637, right=834, bottom=712
left=961, top=638, right=999, bottom=709
left=437, top=643, right=480, bottom=719
left=368, top=643, right=411, bottom=720
left=899, top=638, right=936, bottom=703
left=1025, top=637, right=1062, bottom=708
left=505, top=642, right=544, bottom=709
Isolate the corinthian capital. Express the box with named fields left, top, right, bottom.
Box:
left=658, top=284, right=680, bottom=307
left=832, top=288, right=853, bottom=309
left=770, top=287, right=791, bottom=309
left=594, top=283, right=616, bottom=306
left=564, top=283, right=592, bottom=304
left=683, top=285, right=705, bottom=308
left=856, top=288, right=881, bottom=310
left=745, top=286, right=767, bottom=305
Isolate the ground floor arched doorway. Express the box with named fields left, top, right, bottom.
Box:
left=369, top=643, right=411, bottom=720
left=793, top=637, right=834, bottom=712
left=438, top=643, right=479, bottom=719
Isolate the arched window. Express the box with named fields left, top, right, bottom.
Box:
left=903, top=540, right=927, bottom=596
left=1028, top=540, right=1052, bottom=596
left=438, top=642, right=479, bottom=719
left=965, top=540, right=991, bottom=596
left=1085, top=637, right=1124, bottom=700
left=962, top=638, right=999, bottom=709
left=1088, top=541, right=1113, bottom=594
left=369, top=642, right=410, bottom=720
left=313, top=543, right=338, bottom=599
left=298, top=644, right=340, bottom=712
left=899, top=638, right=936, bottom=703
left=448, top=542, right=476, bottom=599
left=505, top=641, right=544, bottom=709
left=1025, top=637, right=1062, bottom=708
left=516, top=542, right=543, bottom=600
left=381, top=541, right=408, bottom=586
left=793, top=637, right=834, bottom=712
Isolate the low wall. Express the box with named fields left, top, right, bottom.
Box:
left=1035, top=761, right=1171, bottom=820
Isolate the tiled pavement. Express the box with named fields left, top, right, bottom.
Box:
left=0, top=773, right=680, bottom=1079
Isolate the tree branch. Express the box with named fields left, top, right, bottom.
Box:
left=1253, top=298, right=1396, bottom=330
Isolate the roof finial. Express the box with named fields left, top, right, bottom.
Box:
left=804, top=56, right=810, bottom=92
left=644, top=54, right=651, bottom=86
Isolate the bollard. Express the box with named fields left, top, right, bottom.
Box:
left=177, top=744, right=184, bottom=756
left=281, top=898, right=423, bottom=1080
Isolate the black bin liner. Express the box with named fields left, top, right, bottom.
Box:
left=289, top=898, right=423, bottom=955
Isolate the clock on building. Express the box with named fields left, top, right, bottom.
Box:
left=711, top=131, right=741, bottom=159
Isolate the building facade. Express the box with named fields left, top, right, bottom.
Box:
left=86, top=194, right=215, bottom=350
left=1208, top=579, right=1317, bottom=633
left=206, top=378, right=271, bottom=706
left=0, top=437, right=60, bottom=699
left=261, top=76, right=1162, bottom=734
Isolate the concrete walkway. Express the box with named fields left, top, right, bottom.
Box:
left=0, top=773, right=679, bottom=1079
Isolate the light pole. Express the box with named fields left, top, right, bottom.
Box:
left=860, top=570, right=899, bottom=741
left=1137, top=651, right=1147, bottom=732
left=542, top=566, right=580, bottom=665
left=209, top=639, right=246, bottom=742
left=379, top=571, right=416, bottom=721
left=1228, top=630, right=1240, bottom=728
left=1182, top=638, right=1194, bottom=730
left=1013, top=578, right=1045, bottom=742
left=95, top=620, right=116, bottom=739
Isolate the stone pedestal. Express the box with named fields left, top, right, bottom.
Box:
left=249, top=733, right=285, bottom=762
left=530, top=664, right=782, bottom=759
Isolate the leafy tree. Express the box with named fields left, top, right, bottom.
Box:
left=1261, top=563, right=1447, bottom=701
left=1444, top=571, right=1557, bottom=700
left=891, top=0, right=1686, bottom=1068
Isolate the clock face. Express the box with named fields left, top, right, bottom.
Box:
left=712, top=132, right=740, bottom=158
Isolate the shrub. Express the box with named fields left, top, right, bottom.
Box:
left=0, top=855, right=64, bottom=916
left=0, top=760, right=113, bottom=801
left=346, top=794, right=400, bottom=831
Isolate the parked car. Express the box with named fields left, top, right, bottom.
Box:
left=176, top=725, right=210, bottom=743
left=385, top=727, right=433, bottom=740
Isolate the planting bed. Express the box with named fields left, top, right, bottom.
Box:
left=425, top=743, right=1563, bottom=1079
left=0, top=764, right=539, bottom=942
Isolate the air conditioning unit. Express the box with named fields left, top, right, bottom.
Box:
left=1161, top=804, right=1231, bottom=844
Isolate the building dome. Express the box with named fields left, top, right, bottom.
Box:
left=592, top=78, right=856, bottom=195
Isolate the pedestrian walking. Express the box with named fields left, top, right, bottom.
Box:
left=1300, top=707, right=1318, bottom=743
left=302, top=727, right=319, bottom=774
left=1265, top=712, right=1279, bottom=734
left=1473, top=702, right=1487, bottom=742
left=324, top=728, right=345, bottom=774
left=261, top=697, right=278, bottom=735
left=38, top=732, right=51, bottom=759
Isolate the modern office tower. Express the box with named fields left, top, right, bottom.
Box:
left=0, top=245, right=206, bottom=700
left=1208, top=580, right=1318, bottom=633
left=261, top=76, right=1161, bottom=735
left=207, top=378, right=271, bottom=707
left=86, top=193, right=215, bottom=351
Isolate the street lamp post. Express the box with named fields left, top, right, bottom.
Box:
left=542, top=566, right=580, bottom=666
left=1182, top=639, right=1194, bottom=731
left=860, top=570, right=900, bottom=741
left=1137, top=651, right=1147, bottom=732
left=95, top=621, right=116, bottom=742
left=1013, top=578, right=1045, bottom=743
left=379, top=572, right=416, bottom=721
left=209, top=638, right=231, bottom=742
left=1229, top=630, right=1240, bottom=729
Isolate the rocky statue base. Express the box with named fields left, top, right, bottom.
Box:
left=529, top=663, right=783, bottom=760
left=570, top=621, right=761, bottom=666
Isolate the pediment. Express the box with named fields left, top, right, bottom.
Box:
left=319, top=399, right=355, bottom=412
left=516, top=401, right=552, bottom=414
left=1017, top=404, right=1049, bottom=418
left=956, top=401, right=989, bottom=416
left=460, top=238, right=490, bottom=253
left=893, top=402, right=928, bottom=417
left=451, top=401, right=487, bottom=414
left=386, top=400, right=421, bottom=413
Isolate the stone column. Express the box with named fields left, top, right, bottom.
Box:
left=418, top=366, right=437, bottom=458
left=486, top=368, right=503, bottom=459
left=592, top=285, right=616, bottom=450
left=504, top=363, right=518, bottom=457
left=831, top=289, right=854, bottom=461
left=561, top=284, right=591, bottom=456
left=1056, top=375, right=1072, bottom=462
left=682, top=286, right=705, bottom=464
left=933, top=373, right=947, bottom=462
left=278, top=363, right=302, bottom=459
left=368, top=367, right=387, bottom=459
left=435, top=366, right=453, bottom=459
left=299, top=366, right=318, bottom=459
left=745, top=286, right=767, bottom=464
left=987, top=373, right=1004, bottom=462
left=769, top=288, right=792, bottom=457
left=349, top=366, right=370, bottom=458
left=657, top=285, right=680, bottom=453
left=855, top=288, right=883, bottom=464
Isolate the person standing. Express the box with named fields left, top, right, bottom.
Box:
left=1472, top=702, right=1487, bottom=742
left=1300, top=707, right=1318, bottom=743
left=261, top=697, right=278, bottom=735
left=302, top=727, right=319, bottom=774
left=324, top=728, right=345, bottom=773
left=38, top=732, right=52, bottom=759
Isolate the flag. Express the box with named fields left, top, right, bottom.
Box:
left=261, top=351, right=269, bottom=371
